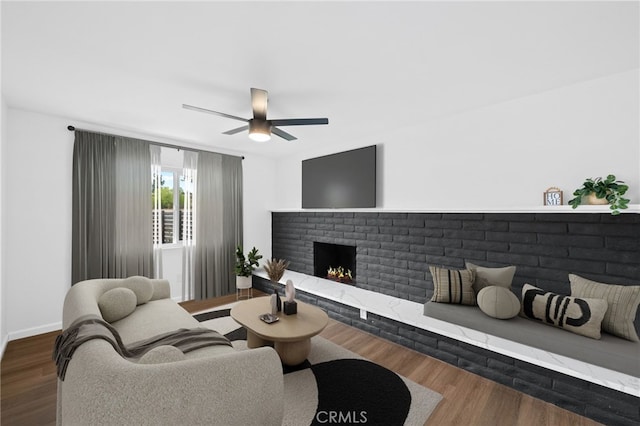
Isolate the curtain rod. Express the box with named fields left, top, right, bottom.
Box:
left=67, top=125, right=244, bottom=160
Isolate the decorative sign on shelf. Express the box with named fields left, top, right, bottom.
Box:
left=543, top=187, right=563, bottom=206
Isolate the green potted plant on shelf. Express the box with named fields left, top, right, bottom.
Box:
left=235, top=246, right=262, bottom=291
left=568, top=174, right=630, bottom=215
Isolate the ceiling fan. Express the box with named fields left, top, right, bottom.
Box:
left=182, top=88, right=329, bottom=142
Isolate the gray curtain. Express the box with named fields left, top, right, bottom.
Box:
left=113, top=137, right=153, bottom=277
left=194, top=152, right=243, bottom=299
left=150, top=145, right=163, bottom=279
left=182, top=150, right=198, bottom=300
left=72, top=131, right=153, bottom=284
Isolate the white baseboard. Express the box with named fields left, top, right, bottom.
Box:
left=8, top=321, right=62, bottom=342
left=1, top=334, right=8, bottom=359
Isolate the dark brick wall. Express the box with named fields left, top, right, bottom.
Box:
left=272, top=212, right=640, bottom=302
left=269, top=211, right=640, bottom=425
left=253, top=275, right=640, bottom=426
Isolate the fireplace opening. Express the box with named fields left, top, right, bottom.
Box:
left=313, top=242, right=356, bottom=284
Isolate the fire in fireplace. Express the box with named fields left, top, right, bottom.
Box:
left=313, top=242, right=356, bottom=284
left=327, top=266, right=353, bottom=284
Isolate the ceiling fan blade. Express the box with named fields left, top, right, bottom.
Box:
left=270, top=118, right=329, bottom=127
left=182, top=104, right=249, bottom=123
left=222, top=125, right=249, bottom=135
left=272, top=127, right=297, bottom=141
left=251, top=88, right=268, bottom=121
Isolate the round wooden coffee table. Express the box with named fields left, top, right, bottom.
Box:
left=231, top=296, right=329, bottom=366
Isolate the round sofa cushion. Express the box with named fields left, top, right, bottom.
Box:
left=122, top=275, right=153, bottom=305
left=139, top=346, right=186, bottom=364
left=98, top=287, right=138, bottom=323
left=477, top=286, right=520, bottom=319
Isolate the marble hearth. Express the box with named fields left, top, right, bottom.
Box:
left=253, top=268, right=638, bottom=396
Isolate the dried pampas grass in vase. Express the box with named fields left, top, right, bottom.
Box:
left=264, top=258, right=290, bottom=284
left=264, top=258, right=289, bottom=312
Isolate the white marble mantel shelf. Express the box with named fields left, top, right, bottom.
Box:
left=254, top=269, right=639, bottom=396
left=271, top=205, right=640, bottom=214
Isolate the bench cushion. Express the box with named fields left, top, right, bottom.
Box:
left=423, top=301, right=639, bottom=377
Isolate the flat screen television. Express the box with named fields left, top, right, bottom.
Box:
left=302, top=145, right=376, bottom=208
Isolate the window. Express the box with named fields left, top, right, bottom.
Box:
left=152, top=168, right=194, bottom=245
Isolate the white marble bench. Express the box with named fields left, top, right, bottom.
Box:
left=255, top=269, right=639, bottom=396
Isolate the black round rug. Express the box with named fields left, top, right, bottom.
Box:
left=310, top=358, right=412, bottom=426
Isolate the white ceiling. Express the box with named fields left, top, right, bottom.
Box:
left=2, top=1, right=638, bottom=158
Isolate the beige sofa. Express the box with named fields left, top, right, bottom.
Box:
left=57, top=278, right=284, bottom=425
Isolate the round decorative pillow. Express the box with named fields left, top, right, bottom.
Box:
left=477, top=286, right=520, bottom=319
left=122, top=275, right=153, bottom=305
left=98, top=287, right=137, bottom=323
left=139, top=346, right=186, bottom=364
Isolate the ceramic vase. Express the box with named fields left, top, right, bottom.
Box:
left=273, top=285, right=282, bottom=312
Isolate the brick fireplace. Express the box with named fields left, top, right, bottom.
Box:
left=313, top=241, right=356, bottom=283
left=264, top=210, right=640, bottom=425
left=272, top=211, right=639, bottom=300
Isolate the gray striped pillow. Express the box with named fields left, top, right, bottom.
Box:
left=569, top=274, right=640, bottom=342
left=429, top=266, right=476, bottom=305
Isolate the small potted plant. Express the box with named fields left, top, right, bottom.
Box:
left=568, top=174, right=630, bottom=215
left=235, top=246, right=262, bottom=293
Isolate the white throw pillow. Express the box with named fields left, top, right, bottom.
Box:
left=466, top=262, right=516, bottom=294
left=98, top=287, right=137, bottom=323
left=477, top=286, right=520, bottom=319
left=122, top=275, right=153, bottom=305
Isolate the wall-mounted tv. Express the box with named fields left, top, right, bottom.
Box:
left=302, top=145, right=376, bottom=208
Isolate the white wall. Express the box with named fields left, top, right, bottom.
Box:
left=0, top=3, right=6, bottom=357
left=242, top=154, right=275, bottom=261
left=0, top=96, right=7, bottom=356
left=4, top=109, right=70, bottom=339
left=3, top=108, right=275, bottom=340
left=275, top=70, right=640, bottom=210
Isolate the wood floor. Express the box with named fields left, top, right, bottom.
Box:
left=1, top=293, right=601, bottom=426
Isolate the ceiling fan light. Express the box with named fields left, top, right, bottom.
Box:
left=249, top=120, right=271, bottom=142
left=249, top=131, right=271, bottom=142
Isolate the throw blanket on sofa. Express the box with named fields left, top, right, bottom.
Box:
left=53, top=314, right=232, bottom=380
